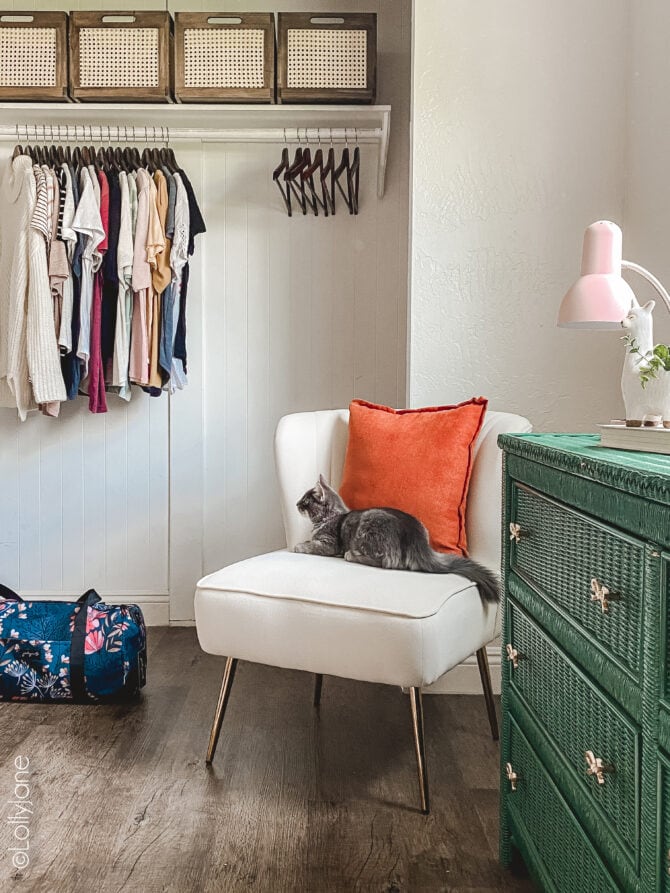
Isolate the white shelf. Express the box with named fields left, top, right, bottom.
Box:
left=0, top=103, right=391, bottom=197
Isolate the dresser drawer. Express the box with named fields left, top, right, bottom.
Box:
left=505, top=715, right=619, bottom=893
left=658, top=752, right=670, bottom=892
left=662, top=554, right=670, bottom=708
left=510, top=483, right=645, bottom=678
left=507, top=600, right=640, bottom=862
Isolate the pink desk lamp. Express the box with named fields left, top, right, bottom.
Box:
left=558, top=220, right=670, bottom=328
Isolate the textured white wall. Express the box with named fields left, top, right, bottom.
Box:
left=410, top=0, right=629, bottom=431
left=625, top=0, right=670, bottom=348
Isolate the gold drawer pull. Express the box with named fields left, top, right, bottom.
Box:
left=509, top=522, right=522, bottom=543
left=505, top=762, right=518, bottom=791
left=590, top=578, right=610, bottom=613
left=505, top=643, right=520, bottom=669
left=585, top=750, right=613, bottom=785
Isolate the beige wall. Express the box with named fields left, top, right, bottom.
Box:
left=410, top=0, right=629, bottom=431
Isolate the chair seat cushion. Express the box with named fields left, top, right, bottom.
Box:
left=195, top=550, right=498, bottom=688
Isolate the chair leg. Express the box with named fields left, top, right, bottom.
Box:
left=409, top=687, right=430, bottom=814
left=313, top=673, right=323, bottom=708
left=476, top=646, right=499, bottom=741
left=206, top=657, right=238, bottom=765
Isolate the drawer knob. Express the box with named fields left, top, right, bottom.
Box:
left=505, top=643, right=520, bottom=669
left=505, top=762, right=518, bottom=791
left=509, top=522, right=522, bottom=543
left=585, top=750, right=612, bottom=785
left=590, top=578, right=610, bottom=614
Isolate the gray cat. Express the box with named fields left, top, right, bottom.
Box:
left=294, top=475, right=499, bottom=604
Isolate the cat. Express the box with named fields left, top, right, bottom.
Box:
left=294, top=475, right=499, bottom=604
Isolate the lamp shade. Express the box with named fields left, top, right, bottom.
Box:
left=558, top=221, right=636, bottom=330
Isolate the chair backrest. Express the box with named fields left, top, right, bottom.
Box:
left=274, top=408, right=532, bottom=574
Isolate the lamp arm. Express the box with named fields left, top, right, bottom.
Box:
left=622, top=260, right=670, bottom=314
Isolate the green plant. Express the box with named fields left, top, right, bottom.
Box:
left=623, top=335, right=670, bottom=387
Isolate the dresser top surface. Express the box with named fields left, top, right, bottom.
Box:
left=498, top=432, right=670, bottom=503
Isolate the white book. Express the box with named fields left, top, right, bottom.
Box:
left=598, top=422, right=670, bottom=454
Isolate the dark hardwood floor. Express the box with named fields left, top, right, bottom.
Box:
left=0, top=628, right=535, bottom=892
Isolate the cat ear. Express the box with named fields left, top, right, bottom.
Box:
left=314, top=478, right=324, bottom=499
left=319, top=473, right=330, bottom=490
left=642, top=299, right=656, bottom=313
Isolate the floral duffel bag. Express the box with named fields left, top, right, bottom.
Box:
left=0, top=584, right=147, bottom=702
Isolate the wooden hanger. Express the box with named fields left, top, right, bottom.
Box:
left=284, top=141, right=310, bottom=216
left=318, top=146, right=336, bottom=216
left=333, top=146, right=353, bottom=215
left=273, top=146, right=292, bottom=217
left=348, top=145, right=360, bottom=215
left=302, top=147, right=329, bottom=217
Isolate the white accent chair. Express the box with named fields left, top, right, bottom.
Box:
left=195, top=408, right=532, bottom=813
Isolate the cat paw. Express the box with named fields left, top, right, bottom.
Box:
left=294, top=542, right=311, bottom=553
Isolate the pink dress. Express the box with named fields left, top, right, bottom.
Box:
left=88, top=171, right=109, bottom=413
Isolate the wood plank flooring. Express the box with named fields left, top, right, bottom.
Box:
left=0, top=629, right=535, bottom=892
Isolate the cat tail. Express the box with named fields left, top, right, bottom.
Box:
left=420, top=551, right=500, bottom=604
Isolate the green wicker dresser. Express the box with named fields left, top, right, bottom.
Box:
left=498, top=433, right=670, bottom=893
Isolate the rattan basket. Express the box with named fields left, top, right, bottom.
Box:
left=277, top=12, right=376, bottom=104
left=70, top=11, right=173, bottom=103
left=175, top=12, right=275, bottom=104
left=0, top=12, right=68, bottom=101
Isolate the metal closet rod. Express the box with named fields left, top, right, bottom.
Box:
left=0, top=123, right=381, bottom=144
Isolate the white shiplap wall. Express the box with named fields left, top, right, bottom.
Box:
left=0, top=0, right=411, bottom=622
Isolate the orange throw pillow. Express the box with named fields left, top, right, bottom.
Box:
left=339, top=398, right=488, bottom=556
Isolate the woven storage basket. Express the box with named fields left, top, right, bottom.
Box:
left=277, top=12, right=376, bottom=104
left=70, top=11, right=173, bottom=103
left=175, top=13, right=275, bottom=104
left=0, top=12, right=68, bottom=101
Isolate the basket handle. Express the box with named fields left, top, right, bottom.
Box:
left=101, top=15, right=137, bottom=24
left=207, top=17, right=243, bottom=25
left=310, top=17, right=346, bottom=25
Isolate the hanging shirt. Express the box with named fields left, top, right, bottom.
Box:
left=72, top=167, right=104, bottom=376
left=27, top=165, right=66, bottom=406
left=112, top=170, right=134, bottom=401
left=0, top=156, right=37, bottom=420
left=101, top=169, right=121, bottom=381
left=172, top=169, right=205, bottom=387
left=87, top=170, right=109, bottom=414
left=58, top=163, right=77, bottom=355
left=167, top=173, right=190, bottom=392
left=148, top=170, right=169, bottom=391
left=129, top=168, right=152, bottom=386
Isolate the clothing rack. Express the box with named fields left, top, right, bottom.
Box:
left=0, top=106, right=391, bottom=198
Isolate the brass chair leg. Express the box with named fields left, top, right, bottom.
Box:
left=476, top=646, right=499, bottom=741
left=409, top=687, right=430, bottom=814
left=313, top=673, right=323, bottom=708
left=206, top=657, right=238, bottom=765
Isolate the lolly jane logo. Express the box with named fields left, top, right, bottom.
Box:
left=6, top=756, right=31, bottom=871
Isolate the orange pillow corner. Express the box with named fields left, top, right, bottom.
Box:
left=340, top=397, right=488, bottom=555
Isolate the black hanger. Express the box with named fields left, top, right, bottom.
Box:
left=141, top=147, right=156, bottom=173
left=320, top=147, right=336, bottom=215
left=348, top=146, right=360, bottom=215
left=302, top=147, right=329, bottom=217
left=57, top=145, right=65, bottom=165
left=285, top=146, right=309, bottom=216
left=273, top=146, right=292, bottom=216
left=11, top=144, right=23, bottom=160
left=333, top=146, right=353, bottom=215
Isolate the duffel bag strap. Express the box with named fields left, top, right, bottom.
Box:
left=0, top=583, right=24, bottom=602
left=70, top=589, right=103, bottom=702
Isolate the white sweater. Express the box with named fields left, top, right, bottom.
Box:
left=0, top=156, right=37, bottom=419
